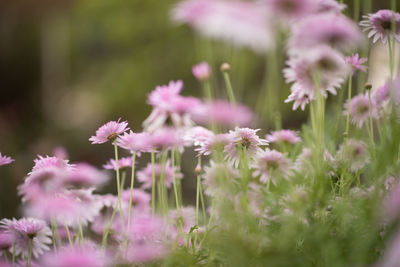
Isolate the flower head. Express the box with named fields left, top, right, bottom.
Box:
left=345, top=53, right=367, bottom=73
left=224, top=127, right=268, bottom=167
left=192, top=100, right=254, bottom=128
left=89, top=118, right=129, bottom=144
left=172, top=0, right=275, bottom=53
left=265, top=129, right=301, bottom=145
left=103, top=157, right=134, bottom=171
left=121, top=189, right=151, bottom=212
left=117, top=131, right=153, bottom=155
left=202, top=161, right=239, bottom=196
left=0, top=218, right=52, bottom=259
left=360, top=9, right=400, bottom=44
left=289, top=13, right=362, bottom=53
left=252, top=149, right=292, bottom=185
left=137, top=160, right=183, bottom=189
left=192, top=62, right=211, bottom=81
left=0, top=153, right=14, bottom=166
left=343, top=93, right=377, bottom=128
left=196, top=133, right=230, bottom=156
left=40, top=244, right=110, bottom=267
left=0, top=231, right=13, bottom=251
left=266, top=0, right=317, bottom=21
left=66, top=163, right=109, bottom=189
left=336, top=139, right=369, bottom=172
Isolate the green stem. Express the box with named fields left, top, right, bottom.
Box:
left=223, top=72, right=236, bottom=105
left=127, top=152, right=137, bottom=230
left=101, top=203, right=118, bottom=248
left=203, top=80, right=213, bottom=100
left=388, top=31, right=394, bottom=81
left=353, top=0, right=360, bottom=22
left=113, top=141, right=125, bottom=231
left=51, top=221, right=57, bottom=251
left=26, top=238, right=32, bottom=267
left=78, top=222, right=84, bottom=244
left=345, top=76, right=353, bottom=140
left=196, top=157, right=201, bottom=228
left=151, top=151, right=156, bottom=214
left=65, top=223, right=72, bottom=245
left=368, top=90, right=374, bottom=144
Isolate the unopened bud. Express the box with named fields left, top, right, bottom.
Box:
left=194, top=164, right=202, bottom=174
left=365, top=83, right=372, bottom=91
left=220, top=63, right=231, bottom=72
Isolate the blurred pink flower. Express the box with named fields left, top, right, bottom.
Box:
left=202, top=161, right=239, bottom=196
left=191, top=100, right=254, bottom=127
left=0, top=153, right=13, bottom=166
left=0, top=218, right=52, bottom=259
left=89, top=118, right=129, bottom=144
left=343, top=93, right=377, bottom=128
left=172, top=0, right=274, bottom=53
left=252, top=149, right=292, bottom=185
left=360, top=9, right=400, bottom=44
left=345, top=53, right=368, bottom=73
left=192, top=61, right=211, bottom=81
left=265, top=129, right=301, bottom=145
left=137, top=160, right=182, bottom=189
left=121, top=189, right=151, bottom=212
left=117, top=131, right=153, bottom=155
left=66, top=163, right=109, bottom=189
left=196, top=133, right=230, bottom=156
left=336, top=139, right=370, bottom=172
left=103, top=157, right=134, bottom=171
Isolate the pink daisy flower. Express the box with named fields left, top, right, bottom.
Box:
left=40, top=244, right=110, bottom=267
left=345, top=53, right=368, bottom=73
left=335, top=139, right=370, bottom=172
left=117, top=131, right=153, bottom=155
left=252, top=149, right=292, bottom=185
left=224, top=127, right=268, bottom=167
left=191, top=100, right=254, bottom=128
left=266, top=0, right=317, bottom=21
left=315, top=0, right=346, bottom=14
left=265, top=129, right=301, bottom=145
left=66, top=163, right=109, bottom=189
left=103, top=157, right=134, bottom=171
left=192, top=62, right=211, bottom=81
left=0, top=218, right=52, bottom=259
left=89, top=118, right=129, bottom=144
left=0, top=231, right=13, bottom=252
left=172, top=0, right=275, bottom=54
left=0, top=153, right=14, bottom=166
left=137, top=160, right=182, bottom=189
left=343, top=93, right=377, bottom=128
left=374, top=81, right=390, bottom=107
left=360, top=9, right=400, bottom=44
left=147, top=80, right=184, bottom=110
left=284, top=46, right=350, bottom=110
left=148, top=127, right=185, bottom=151
left=202, top=161, right=239, bottom=196
left=183, top=126, right=215, bottom=147
left=30, top=155, right=74, bottom=175
left=196, top=133, right=230, bottom=156
left=121, top=189, right=151, bottom=212
left=288, top=13, right=363, bottom=53
left=125, top=215, right=168, bottom=264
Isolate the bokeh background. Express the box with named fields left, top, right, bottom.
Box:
left=0, top=0, right=394, bottom=217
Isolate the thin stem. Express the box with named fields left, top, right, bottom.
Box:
left=345, top=76, right=353, bottom=140
left=223, top=72, right=236, bottom=105
left=203, top=80, right=213, bottom=100
left=151, top=150, right=156, bottom=214
left=353, top=0, right=360, bottom=22
left=196, top=157, right=202, bottom=228
left=113, top=141, right=125, bottom=231
left=26, top=238, right=32, bottom=267
left=65, top=223, right=73, bottom=245
left=101, top=203, right=118, bottom=248
left=127, top=151, right=137, bottom=230
left=199, top=181, right=207, bottom=225
left=388, top=32, right=394, bottom=81
left=78, top=222, right=84, bottom=244
left=50, top=221, right=57, bottom=251
left=368, top=90, right=374, bottom=144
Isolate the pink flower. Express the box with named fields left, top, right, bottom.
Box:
left=202, top=161, right=239, bottom=196
left=360, top=9, right=400, bottom=44
left=315, top=0, right=346, bottom=14
left=335, top=139, right=370, bottom=172
left=384, top=180, right=400, bottom=222
left=121, top=189, right=151, bottom=212
left=103, top=157, right=134, bottom=171
left=148, top=127, right=185, bottom=151
left=284, top=46, right=350, bottom=110
left=343, top=93, right=377, bottom=128
left=196, top=133, right=230, bottom=156
left=265, top=130, right=301, bottom=144
left=252, top=149, right=292, bottom=185
left=66, top=163, right=109, bottom=189
left=148, top=80, right=184, bottom=110
left=24, top=189, right=103, bottom=228
left=0, top=218, right=52, bottom=259
left=224, top=127, right=268, bottom=167
left=89, top=118, right=129, bottom=144
left=172, top=0, right=275, bottom=53
left=125, top=215, right=168, bottom=263
left=117, top=131, right=153, bottom=155
left=184, top=126, right=215, bottom=147
left=0, top=153, right=13, bottom=166
left=192, top=62, right=211, bottom=81
left=288, top=13, right=363, bottom=53
left=137, top=160, right=182, bottom=189
left=374, top=81, right=390, bottom=107
left=30, top=155, right=74, bottom=175
left=266, top=0, right=317, bottom=21
left=0, top=231, right=13, bottom=251
left=345, top=53, right=368, bottom=73
left=191, top=100, right=254, bottom=128
left=169, top=207, right=196, bottom=235
left=40, top=244, right=110, bottom=267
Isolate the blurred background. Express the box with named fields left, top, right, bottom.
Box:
left=0, top=0, right=395, bottom=217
